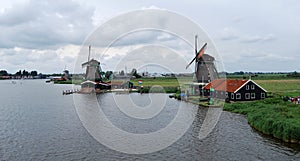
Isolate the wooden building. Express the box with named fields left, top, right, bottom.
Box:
left=203, top=79, right=267, bottom=101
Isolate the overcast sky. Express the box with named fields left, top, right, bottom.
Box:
left=0, top=0, right=299, bottom=74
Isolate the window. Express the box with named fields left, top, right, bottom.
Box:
left=261, top=93, right=265, bottom=98
left=251, top=84, right=255, bottom=90
left=246, top=85, right=249, bottom=90
left=245, top=93, right=250, bottom=99
left=236, top=93, right=241, bottom=99
left=251, top=93, right=255, bottom=99
left=226, top=92, right=228, bottom=98
left=231, top=93, right=234, bottom=99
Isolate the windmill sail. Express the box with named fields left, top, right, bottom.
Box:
left=186, top=43, right=207, bottom=69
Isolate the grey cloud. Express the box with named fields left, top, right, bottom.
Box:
left=0, top=0, right=95, bottom=49
left=85, top=10, right=213, bottom=49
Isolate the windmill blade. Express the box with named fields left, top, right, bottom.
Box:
left=186, top=43, right=207, bottom=69
left=186, top=57, right=197, bottom=69
left=197, top=43, right=207, bottom=60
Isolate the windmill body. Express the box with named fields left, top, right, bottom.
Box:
left=195, top=54, right=218, bottom=83
left=186, top=36, right=218, bottom=83
left=82, top=59, right=101, bottom=81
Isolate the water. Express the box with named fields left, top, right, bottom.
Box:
left=0, top=79, right=299, bottom=160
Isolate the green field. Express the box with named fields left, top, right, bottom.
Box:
left=255, top=79, right=300, bottom=97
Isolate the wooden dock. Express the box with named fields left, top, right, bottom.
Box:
left=62, top=89, right=79, bottom=95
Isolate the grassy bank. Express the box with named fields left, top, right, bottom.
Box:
left=138, top=86, right=179, bottom=93
left=224, top=96, right=300, bottom=143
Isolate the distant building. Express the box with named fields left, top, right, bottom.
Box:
left=203, top=79, right=267, bottom=101
left=63, top=70, right=70, bottom=80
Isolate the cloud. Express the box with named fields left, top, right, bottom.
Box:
left=219, top=27, right=239, bottom=41
left=232, top=16, right=244, bottom=23
left=106, top=45, right=193, bottom=73
left=0, top=0, right=95, bottom=49
left=0, top=45, right=80, bottom=73
left=241, top=34, right=275, bottom=43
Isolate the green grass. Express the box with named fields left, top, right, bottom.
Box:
left=130, top=77, right=179, bottom=87
left=224, top=96, right=300, bottom=143
left=256, top=79, right=300, bottom=97
left=138, top=86, right=179, bottom=93
left=227, top=73, right=290, bottom=80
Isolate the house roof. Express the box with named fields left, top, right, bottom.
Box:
left=203, top=79, right=267, bottom=93
left=233, top=79, right=267, bottom=93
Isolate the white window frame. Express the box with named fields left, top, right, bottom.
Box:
left=246, top=85, right=249, bottom=90
left=251, top=84, right=255, bottom=90
left=231, top=93, right=234, bottom=99
left=251, top=93, right=255, bottom=99
left=245, top=93, right=250, bottom=99
left=236, top=93, right=241, bottom=99
left=261, top=93, right=265, bottom=98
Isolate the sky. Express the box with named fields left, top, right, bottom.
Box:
left=0, top=0, right=299, bottom=74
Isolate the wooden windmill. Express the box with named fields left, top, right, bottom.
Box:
left=81, top=45, right=102, bottom=81
left=186, top=35, right=218, bottom=83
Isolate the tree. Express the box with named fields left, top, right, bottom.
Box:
left=22, top=70, right=29, bottom=76
left=120, top=70, right=124, bottom=76
left=130, top=68, right=142, bottom=78
left=16, top=70, right=22, bottom=76
left=105, top=71, right=113, bottom=79
left=30, top=71, right=38, bottom=76
left=0, top=70, right=8, bottom=76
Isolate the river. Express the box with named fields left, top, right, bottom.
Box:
left=0, top=79, right=299, bottom=160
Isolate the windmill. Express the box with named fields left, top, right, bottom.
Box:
left=186, top=35, right=218, bottom=83
left=81, top=45, right=102, bottom=81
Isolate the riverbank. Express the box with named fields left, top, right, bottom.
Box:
left=224, top=96, right=300, bottom=144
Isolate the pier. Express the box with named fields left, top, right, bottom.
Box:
left=62, top=89, right=79, bottom=95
